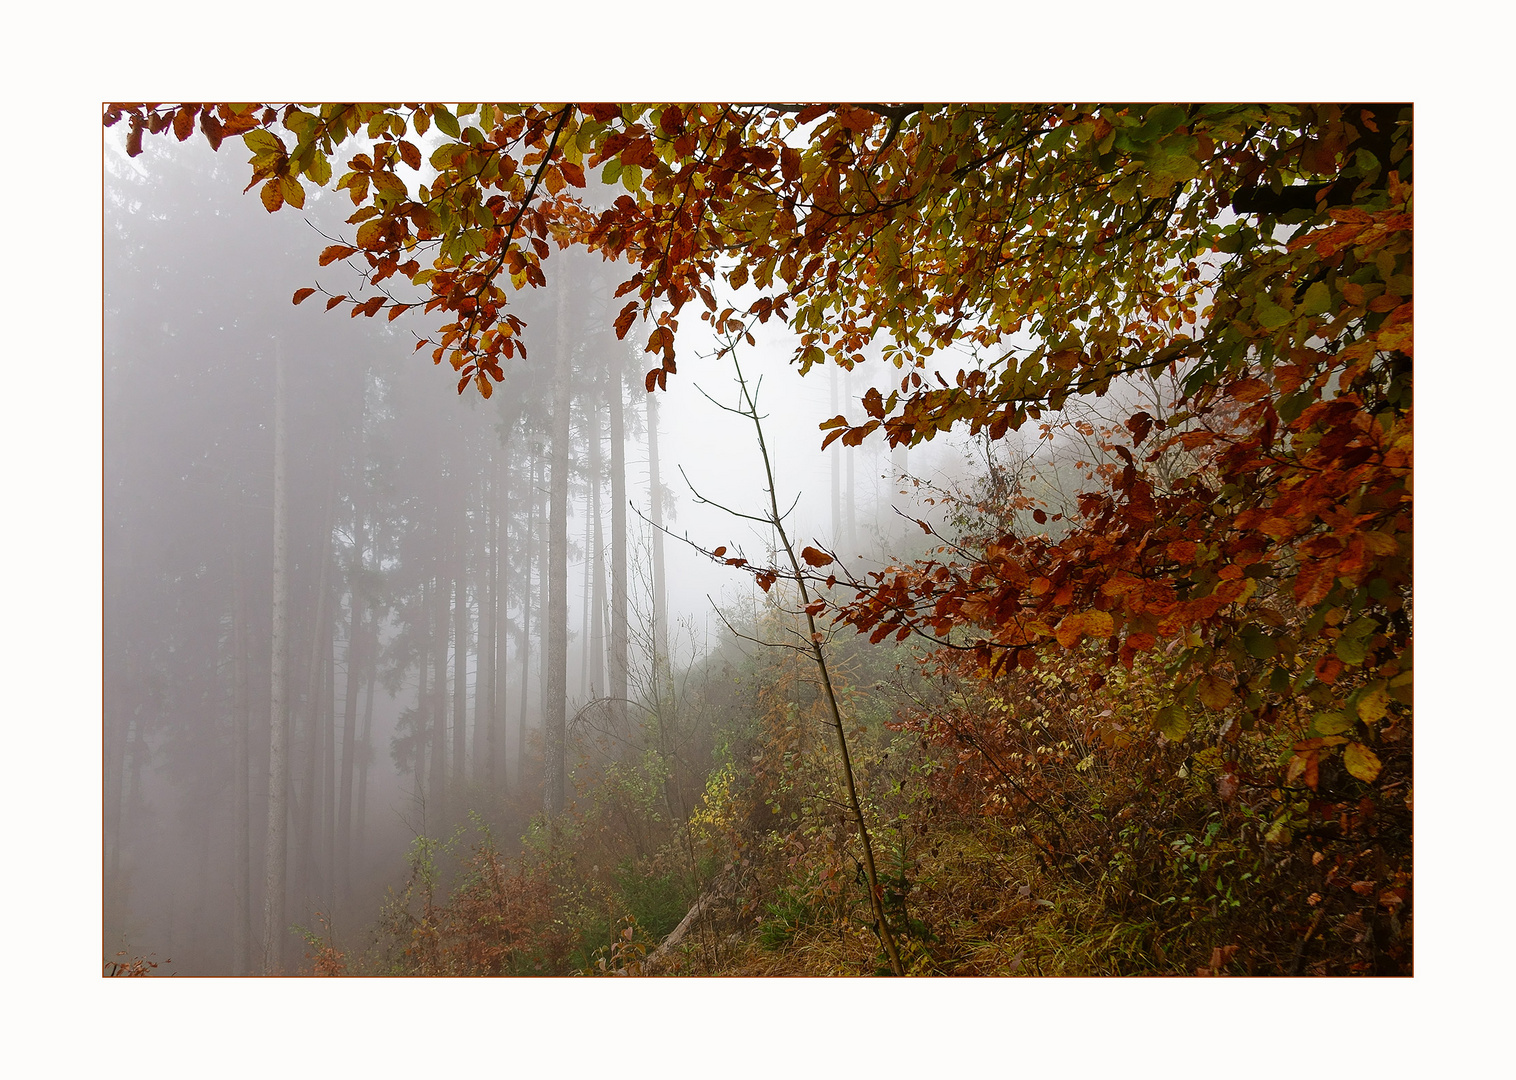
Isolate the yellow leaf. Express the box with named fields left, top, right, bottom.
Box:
left=1356, top=683, right=1391, bottom=724
left=280, top=175, right=306, bottom=210
left=1343, top=742, right=1383, bottom=783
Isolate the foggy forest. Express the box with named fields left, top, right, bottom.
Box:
left=103, top=103, right=1413, bottom=980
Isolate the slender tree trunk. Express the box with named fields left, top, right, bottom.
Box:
left=261, top=337, right=289, bottom=976
left=337, top=503, right=364, bottom=904
left=891, top=443, right=909, bottom=513
left=493, top=435, right=510, bottom=791
left=453, top=513, right=468, bottom=787
left=231, top=538, right=251, bottom=975
left=646, top=389, right=670, bottom=704
left=416, top=580, right=432, bottom=810
left=322, top=609, right=337, bottom=898
left=579, top=479, right=593, bottom=701
left=544, top=279, right=572, bottom=816
left=476, top=455, right=496, bottom=789
left=297, top=482, right=335, bottom=909
left=588, top=389, right=606, bottom=699
left=355, top=625, right=376, bottom=882
left=608, top=363, right=629, bottom=734
left=429, top=573, right=448, bottom=829
left=516, top=447, right=536, bottom=791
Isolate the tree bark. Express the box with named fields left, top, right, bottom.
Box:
left=261, top=337, right=289, bottom=976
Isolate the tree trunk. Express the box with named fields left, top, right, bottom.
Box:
left=322, top=599, right=337, bottom=900
left=476, top=451, right=496, bottom=789
left=416, top=580, right=432, bottom=808
left=608, top=361, right=629, bottom=734
left=296, top=479, right=335, bottom=910
left=646, top=389, right=670, bottom=705
left=429, top=572, right=449, bottom=830
left=354, top=623, right=377, bottom=884
left=517, top=446, right=536, bottom=791
left=337, top=502, right=364, bottom=904
left=493, top=434, right=510, bottom=791
left=544, top=279, right=572, bottom=816
left=452, top=512, right=468, bottom=787
left=261, top=337, right=289, bottom=976
left=231, top=537, right=251, bottom=975
left=588, top=386, right=606, bottom=700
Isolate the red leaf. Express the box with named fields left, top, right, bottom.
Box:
left=292, top=287, right=316, bottom=305
left=325, top=294, right=347, bottom=311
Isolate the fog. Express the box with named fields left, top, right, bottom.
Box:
left=103, top=128, right=993, bottom=974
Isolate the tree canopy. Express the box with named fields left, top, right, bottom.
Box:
left=106, top=99, right=1411, bottom=828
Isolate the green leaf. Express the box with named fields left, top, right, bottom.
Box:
left=1310, top=711, right=1354, bottom=737
left=1334, top=634, right=1368, bottom=665
left=1154, top=703, right=1190, bottom=741
left=1243, top=629, right=1278, bottom=660
left=433, top=106, right=460, bottom=140
left=305, top=150, right=332, bottom=187
left=1300, top=280, right=1332, bottom=317
left=243, top=129, right=284, bottom=156
left=1255, top=300, right=1292, bottom=329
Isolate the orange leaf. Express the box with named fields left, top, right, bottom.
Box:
left=801, top=546, right=834, bottom=568
left=292, top=287, right=316, bottom=305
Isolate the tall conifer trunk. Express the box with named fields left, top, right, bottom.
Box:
left=588, top=386, right=606, bottom=698
left=476, top=452, right=496, bottom=786
left=429, top=572, right=448, bottom=829
left=452, top=512, right=468, bottom=786
left=337, top=502, right=364, bottom=904
left=231, top=537, right=251, bottom=975
left=544, top=276, right=572, bottom=816
left=608, top=360, right=629, bottom=734
left=646, top=389, right=670, bottom=706
left=261, top=337, right=288, bottom=976
left=517, top=447, right=536, bottom=790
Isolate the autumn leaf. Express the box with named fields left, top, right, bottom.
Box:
left=1196, top=673, right=1233, bottom=710
left=1343, top=742, right=1383, bottom=783
left=1054, top=610, right=1114, bottom=649
left=292, top=287, right=316, bottom=305
left=1153, top=703, right=1189, bottom=741
left=800, top=546, right=834, bottom=568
